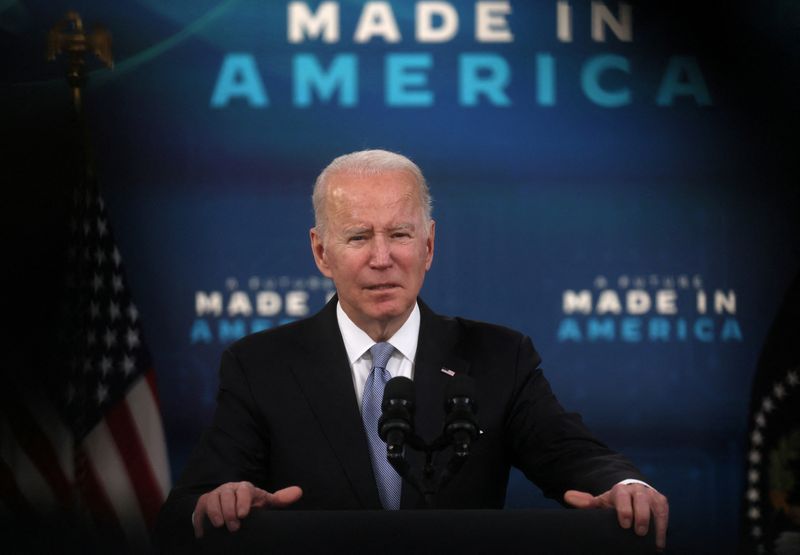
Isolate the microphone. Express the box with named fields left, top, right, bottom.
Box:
left=379, top=376, right=416, bottom=461
left=443, top=374, right=479, bottom=458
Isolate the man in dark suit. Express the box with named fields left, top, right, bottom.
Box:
left=158, top=150, right=669, bottom=549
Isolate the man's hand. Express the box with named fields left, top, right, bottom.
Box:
left=193, top=481, right=303, bottom=538
left=563, top=483, right=669, bottom=551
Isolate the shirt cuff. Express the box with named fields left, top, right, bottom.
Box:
left=617, top=478, right=653, bottom=489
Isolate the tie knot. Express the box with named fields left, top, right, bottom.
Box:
left=370, top=342, right=394, bottom=371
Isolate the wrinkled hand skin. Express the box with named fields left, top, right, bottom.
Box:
left=192, top=481, right=303, bottom=538
left=564, top=483, right=669, bottom=551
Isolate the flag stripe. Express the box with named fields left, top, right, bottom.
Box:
left=0, top=455, right=36, bottom=516
left=24, top=394, right=75, bottom=481
left=83, top=420, right=150, bottom=542
left=0, top=426, right=59, bottom=513
left=78, top=447, right=126, bottom=539
left=129, top=370, right=171, bottom=500
left=145, top=368, right=162, bottom=409
left=105, top=382, right=165, bottom=529
left=4, top=399, right=73, bottom=508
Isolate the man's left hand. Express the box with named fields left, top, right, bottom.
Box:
left=563, top=483, right=669, bottom=551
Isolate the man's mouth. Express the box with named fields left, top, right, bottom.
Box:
left=365, top=284, right=398, bottom=291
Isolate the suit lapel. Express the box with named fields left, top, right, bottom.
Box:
left=288, top=298, right=382, bottom=509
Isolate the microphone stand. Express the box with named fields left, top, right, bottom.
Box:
left=387, top=427, right=477, bottom=509
left=380, top=376, right=479, bottom=508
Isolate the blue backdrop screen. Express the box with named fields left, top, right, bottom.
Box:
left=5, top=1, right=799, bottom=552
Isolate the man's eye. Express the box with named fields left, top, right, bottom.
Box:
left=392, top=232, right=411, bottom=239
left=349, top=235, right=365, bottom=242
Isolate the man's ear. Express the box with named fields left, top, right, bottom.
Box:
left=424, top=220, right=435, bottom=270
left=310, top=228, right=332, bottom=278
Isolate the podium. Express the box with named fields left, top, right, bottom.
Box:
left=161, top=509, right=658, bottom=554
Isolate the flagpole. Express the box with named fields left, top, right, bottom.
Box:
left=46, top=12, right=113, bottom=544
left=47, top=11, right=113, bottom=182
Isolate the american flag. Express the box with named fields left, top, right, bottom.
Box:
left=1, top=177, right=170, bottom=550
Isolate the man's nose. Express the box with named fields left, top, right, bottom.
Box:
left=369, top=235, right=392, bottom=268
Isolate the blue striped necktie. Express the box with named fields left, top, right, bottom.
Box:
left=362, top=341, right=401, bottom=510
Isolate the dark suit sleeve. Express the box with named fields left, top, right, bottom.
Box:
left=155, top=347, right=271, bottom=549
left=505, top=336, right=645, bottom=501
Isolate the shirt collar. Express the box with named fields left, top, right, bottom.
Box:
left=336, top=301, right=420, bottom=364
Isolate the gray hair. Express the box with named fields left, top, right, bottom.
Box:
left=312, top=149, right=433, bottom=236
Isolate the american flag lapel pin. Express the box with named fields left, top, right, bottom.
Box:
left=440, top=367, right=455, bottom=377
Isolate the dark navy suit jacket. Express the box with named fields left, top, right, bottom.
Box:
left=157, top=297, right=643, bottom=540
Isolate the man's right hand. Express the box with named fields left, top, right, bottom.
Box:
left=193, top=481, right=303, bottom=538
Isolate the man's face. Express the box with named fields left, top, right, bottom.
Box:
left=310, top=170, right=435, bottom=338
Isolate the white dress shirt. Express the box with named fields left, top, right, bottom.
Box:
left=336, top=301, right=420, bottom=409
